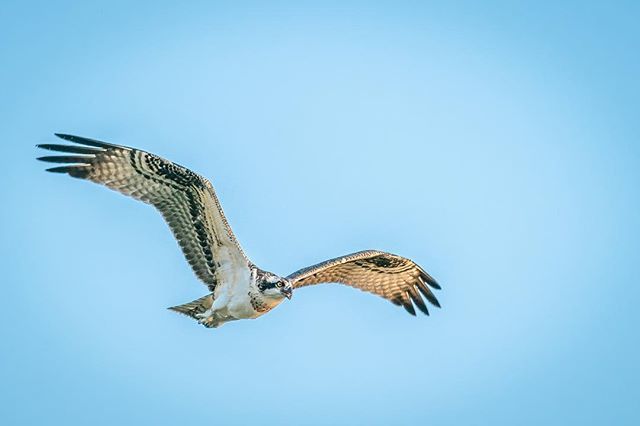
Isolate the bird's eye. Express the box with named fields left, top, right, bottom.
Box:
left=276, top=282, right=283, bottom=288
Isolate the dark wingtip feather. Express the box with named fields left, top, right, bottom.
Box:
left=420, top=270, right=441, bottom=290
left=429, top=296, right=441, bottom=309
left=44, top=165, right=90, bottom=178
left=54, top=133, right=77, bottom=142
left=54, top=133, right=78, bottom=141
left=54, top=133, right=119, bottom=149
left=416, top=279, right=441, bottom=308
left=37, top=155, right=93, bottom=164
left=414, top=298, right=431, bottom=315
left=407, top=289, right=430, bottom=315
left=402, top=299, right=417, bottom=316
left=45, top=166, right=71, bottom=173
left=37, top=143, right=102, bottom=154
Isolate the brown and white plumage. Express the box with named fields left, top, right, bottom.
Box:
left=38, top=133, right=247, bottom=292
left=288, top=250, right=441, bottom=316
left=38, top=134, right=441, bottom=328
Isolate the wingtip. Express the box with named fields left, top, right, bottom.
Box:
left=38, top=155, right=65, bottom=163
left=43, top=165, right=90, bottom=177
left=402, top=302, right=417, bottom=316
left=416, top=303, right=430, bottom=316
left=37, top=155, right=93, bottom=164
left=45, top=166, right=71, bottom=173
left=54, top=133, right=81, bottom=144
left=52, top=133, right=121, bottom=149
left=420, top=270, right=441, bottom=290
left=407, top=289, right=430, bottom=315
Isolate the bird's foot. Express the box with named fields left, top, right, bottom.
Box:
left=195, top=309, right=212, bottom=320
left=195, top=309, right=218, bottom=327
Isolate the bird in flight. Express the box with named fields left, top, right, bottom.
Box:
left=38, top=134, right=441, bottom=328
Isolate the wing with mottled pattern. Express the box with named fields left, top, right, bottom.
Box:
left=287, top=250, right=441, bottom=315
left=37, top=133, right=249, bottom=291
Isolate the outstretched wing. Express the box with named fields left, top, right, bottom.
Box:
left=37, top=133, right=249, bottom=291
left=287, top=250, right=441, bottom=315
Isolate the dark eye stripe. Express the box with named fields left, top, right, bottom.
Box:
left=263, top=281, right=279, bottom=289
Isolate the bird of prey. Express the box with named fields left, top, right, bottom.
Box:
left=37, top=134, right=441, bottom=328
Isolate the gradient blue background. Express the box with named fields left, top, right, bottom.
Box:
left=1, top=1, right=638, bottom=425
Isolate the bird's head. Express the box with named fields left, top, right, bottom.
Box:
left=257, top=272, right=293, bottom=301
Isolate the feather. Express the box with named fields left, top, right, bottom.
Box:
left=37, top=155, right=94, bottom=164
left=37, top=144, right=103, bottom=155
left=288, top=250, right=441, bottom=316
left=38, top=133, right=249, bottom=291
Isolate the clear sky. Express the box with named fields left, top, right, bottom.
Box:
left=1, top=1, right=638, bottom=425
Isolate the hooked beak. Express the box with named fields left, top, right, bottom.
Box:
left=282, top=286, right=292, bottom=300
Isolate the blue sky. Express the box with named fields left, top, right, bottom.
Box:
left=1, top=1, right=638, bottom=425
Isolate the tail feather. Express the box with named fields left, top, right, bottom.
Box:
left=168, top=294, right=213, bottom=320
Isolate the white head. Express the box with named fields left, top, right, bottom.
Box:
left=256, top=270, right=293, bottom=301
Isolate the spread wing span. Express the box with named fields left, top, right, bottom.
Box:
left=37, top=133, right=249, bottom=291
left=287, top=250, right=441, bottom=315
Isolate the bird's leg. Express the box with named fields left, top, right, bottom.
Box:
left=195, top=293, right=228, bottom=323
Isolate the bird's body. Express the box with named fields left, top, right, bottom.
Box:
left=175, top=267, right=288, bottom=328
left=38, top=134, right=441, bottom=328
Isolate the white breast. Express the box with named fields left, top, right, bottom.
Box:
left=213, top=263, right=260, bottom=320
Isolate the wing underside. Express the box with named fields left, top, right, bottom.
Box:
left=288, top=250, right=441, bottom=315
left=38, top=133, right=249, bottom=291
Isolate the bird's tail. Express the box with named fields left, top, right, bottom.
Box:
left=168, top=294, right=214, bottom=321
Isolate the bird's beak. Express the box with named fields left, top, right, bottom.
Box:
left=283, top=286, right=292, bottom=300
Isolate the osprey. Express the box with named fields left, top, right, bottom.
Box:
left=38, top=134, right=441, bottom=328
